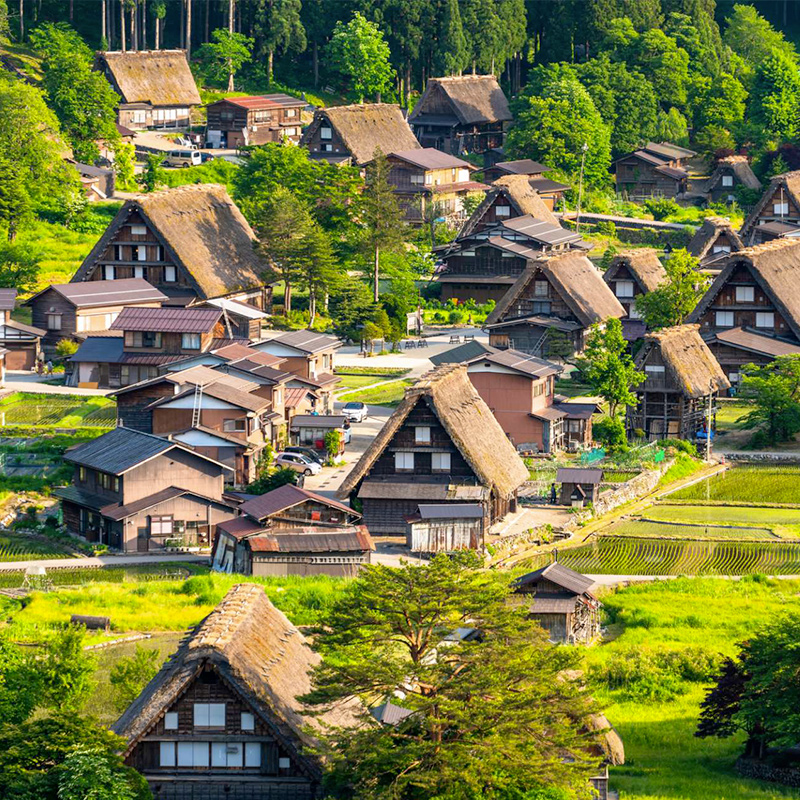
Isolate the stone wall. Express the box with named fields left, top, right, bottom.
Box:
left=736, top=758, right=800, bottom=788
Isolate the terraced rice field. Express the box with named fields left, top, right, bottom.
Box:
left=669, top=465, right=800, bottom=504
left=608, top=519, right=776, bottom=540
left=645, top=503, right=800, bottom=529
left=0, top=394, right=115, bottom=428
left=555, top=537, right=800, bottom=575
left=0, top=532, right=73, bottom=562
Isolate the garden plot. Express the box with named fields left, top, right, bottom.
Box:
left=0, top=393, right=115, bottom=429
left=0, top=531, right=73, bottom=562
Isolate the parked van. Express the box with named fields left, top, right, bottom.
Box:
left=165, top=150, right=202, bottom=167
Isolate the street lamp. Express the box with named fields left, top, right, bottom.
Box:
left=576, top=142, right=589, bottom=234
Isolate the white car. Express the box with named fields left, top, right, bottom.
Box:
left=274, top=452, right=322, bottom=476
left=342, top=401, right=368, bottom=423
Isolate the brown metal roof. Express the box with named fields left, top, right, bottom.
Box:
left=388, top=148, right=473, bottom=171
left=284, top=387, right=314, bottom=407
left=714, top=327, right=800, bottom=357
left=238, top=483, right=356, bottom=523
left=102, top=486, right=231, bottom=521
left=514, top=562, right=596, bottom=596
left=0, top=288, right=16, bottom=311
left=261, top=329, right=342, bottom=354
left=212, top=93, right=304, bottom=110
left=111, top=305, right=221, bottom=333
left=216, top=515, right=263, bottom=539
left=248, top=528, right=372, bottom=554
left=27, top=278, right=167, bottom=309
left=213, top=343, right=286, bottom=367
left=556, top=468, right=603, bottom=484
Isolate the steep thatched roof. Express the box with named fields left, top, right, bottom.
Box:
left=337, top=364, right=528, bottom=500
left=687, top=238, right=800, bottom=339
left=304, top=104, right=420, bottom=166
left=687, top=217, right=744, bottom=263
left=459, top=174, right=558, bottom=237
left=603, top=249, right=666, bottom=293
left=72, top=185, right=268, bottom=299
left=486, top=253, right=625, bottom=328
left=113, top=584, right=362, bottom=769
left=409, top=75, right=512, bottom=125
left=740, top=170, right=800, bottom=240
left=638, top=324, right=729, bottom=397
left=96, top=50, right=201, bottom=107
left=706, top=155, right=761, bottom=193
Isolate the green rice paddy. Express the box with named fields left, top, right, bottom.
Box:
left=644, top=503, right=800, bottom=532
left=669, top=465, right=800, bottom=504
left=0, top=532, right=73, bottom=562
left=608, top=520, right=776, bottom=540
left=556, top=536, right=800, bottom=575
left=0, top=394, right=115, bottom=429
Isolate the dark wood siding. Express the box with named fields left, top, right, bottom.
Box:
left=30, top=288, right=78, bottom=352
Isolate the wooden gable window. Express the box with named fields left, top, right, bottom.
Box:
left=193, top=702, right=225, bottom=728
left=415, top=426, right=431, bottom=444
left=46, top=314, right=62, bottom=331
left=395, top=452, right=414, bottom=471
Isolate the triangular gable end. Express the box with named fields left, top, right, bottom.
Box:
left=741, top=178, right=800, bottom=240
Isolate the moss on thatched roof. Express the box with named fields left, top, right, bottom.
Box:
left=687, top=237, right=800, bottom=339
left=410, top=75, right=512, bottom=125
left=637, top=324, right=729, bottom=397
left=73, top=185, right=268, bottom=299
left=338, top=364, right=529, bottom=500
left=486, top=253, right=625, bottom=328
left=741, top=170, right=800, bottom=241
left=687, top=217, right=744, bottom=262
left=706, top=155, right=761, bottom=192
left=96, top=50, right=201, bottom=107
left=112, top=584, right=362, bottom=769
left=604, top=249, right=666, bottom=293
left=304, top=103, right=420, bottom=166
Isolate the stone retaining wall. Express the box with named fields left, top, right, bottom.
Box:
left=725, top=453, right=800, bottom=463
left=736, top=758, right=800, bottom=788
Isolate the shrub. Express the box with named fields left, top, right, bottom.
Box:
left=594, top=416, right=628, bottom=452
left=55, top=339, right=79, bottom=358
left=644, top=198, right=680, bottom=220
left=448, top=310, right=465, bottom=324
left=658, top=438, right=698, bottom=457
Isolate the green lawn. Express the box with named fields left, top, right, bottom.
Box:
left=587, top=577, right=800, bottom=799
left=715, top=401, right=749, bottom=429
left=337, top=374, right=395, bottom=391
left=343, top=379, right=414, bottom=407
left=670, top=466, right=800, bottom=504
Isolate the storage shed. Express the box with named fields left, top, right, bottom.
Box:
left=557, top=467, right=603, bottom=507
left=404, top=503, right=485, bottom=553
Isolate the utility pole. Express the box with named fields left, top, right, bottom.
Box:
left=576, top=142, right=589, bottom=234
left=706, top=379, right=713, bottom=462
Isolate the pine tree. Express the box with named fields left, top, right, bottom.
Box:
left=434, top=0, right=467, bottom=76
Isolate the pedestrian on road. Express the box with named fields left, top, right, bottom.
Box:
left=46, top=360, right=53, bottom=375
left=36, top=358, right=44, bottom=376
left=550, top=482, right=557, bottom=504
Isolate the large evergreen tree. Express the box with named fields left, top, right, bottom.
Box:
left=433, top=0, right=467, bottom=77
left=254, top=0, right=306, bottom=86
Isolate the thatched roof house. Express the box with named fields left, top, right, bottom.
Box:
left=338, top=364, right=528, bottom=535
left=740, top=170, right=800, bottom=244
left=114, top=584, right=362, bottom=795
left=71, top=184, right=270, bottom=305
left=705, top=155, right=761, bottom=204
left=604, top=250, right=666, bottom=294
left=95, top=50, right=201, bottom=129
left=460, top=174, right=558, bottom=237
left=300, top=103, right=420, bottom=166
left=687, top=217, right=744, bottom=267
left=628, top=324, right=729, bottom=439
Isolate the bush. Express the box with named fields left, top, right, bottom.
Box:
left=593, top=416, right=628, bottom=452
left=448, top=310, right=465, bottom=324
left=55, top=339, right=79, bottom=358
left=644, top=198, right=680, bottom=220
left=658, top=438, right=698, bottom=457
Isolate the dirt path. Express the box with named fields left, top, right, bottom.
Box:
left=0, top=553, right=208, bottom=572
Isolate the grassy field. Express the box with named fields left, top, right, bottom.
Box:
left=670, top=466, right=800, bottom=504
left=343, top=379, right=414, bottom=406
left=608, top=520, right=776, bottom=540
left=0, top=562, right=205, bottom=589
left=587, top=576, right=800, bottom=800
left=553, top=536, right=800, bottom=575
left=0, top=393, right=115, bottom=429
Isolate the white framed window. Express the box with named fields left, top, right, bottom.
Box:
left=47, top=314, right=62, bottom=331
left=713, top=245, right=731, bottom=254
left=150, top=515, right=173, bottom=535
left=715, top=311, right=735, bottom=327
left=432, top=452, right=451, bottom=472
left=131, top=224, right=147, bottom=236
left=245, top=743, right=262, bottom=767
left=615, top=280, right=635, bottom=298
left=722, top=175, right=733, bottom=187
left=415, top=426, right=431, bottom=444
left=164, top=711, right=178, bottom=730
left=76, top=315, right=89, bottom=333
left=286, top=108, right=297, bottom=118
left=132, top=109, right=146, bottom=124
left=534, top=280, right=549, bottom=297
left=194, top=702, right=225, bottom=728
left=628, top=305, right=643, bottom=319
left=410, top=173, right=424, bottom=185
left=279, top=757, right=291, bottom=770
left=774, top=202, right=789, bottom=215
left=321, top=143, right=334, bottom=152
left=182, top=333, right=201, bottom=350
left=134, top=266, right=146, bottom=279
left=501, top=252, right=515, bottom=258
left=177, top=741, right=209, bottom=767
left=424, top=173, right=432, bottom=185
left=241, top=712, right=255, bottom=731
left=735, top=286, right=754, bottom=302
left=320, top=125, right=332, bottom=140
left=164, top=265, right=177, bottom=282
left=160, top=742, right=175, bottom=767
left=212, top=742, right=242, bottom=768
left=105, top=265, right=116, bottom=280
left=728, top=372, right=740, bottom=383
left=136, top=245, right=147, bottom=262
left=645, top=365, right=665, bottom=374
left=756, top=312, right=775, bottom=328
left=495, top=205, right=511, bottom=217
left=395, top=452, right=414, bottom=471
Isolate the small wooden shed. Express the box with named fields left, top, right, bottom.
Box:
left=512, top=562, right=601, bottom=644
left=557, top=467, right=603, bottom=507
left=404, top=503, right=485, bottom=553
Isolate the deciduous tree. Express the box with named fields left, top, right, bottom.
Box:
left=635, top=249, right=707, bottom=330
left=195, top=27, right=253, bottom=91
left=738, top=354, right=800, bottom=446
left=574, top=317, right=644, bottom=418
left=109, top=645, right=161, bottom=713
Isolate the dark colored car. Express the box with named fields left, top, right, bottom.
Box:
left=283, top=446, right=325, bottom=465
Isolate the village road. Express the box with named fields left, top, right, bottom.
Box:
left=0, top=553, right=209, bottom=572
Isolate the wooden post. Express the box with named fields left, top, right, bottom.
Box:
left=186, top=0, right=192, bottom=57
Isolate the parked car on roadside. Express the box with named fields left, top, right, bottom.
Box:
left=165, top=149, right=202, bottom=167
left=275, top=452, right=322, bottom=476
left=342, top=401, right=368, bottom=423
left=283, top=446, right=325, bottom=465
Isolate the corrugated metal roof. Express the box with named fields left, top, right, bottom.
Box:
left=556, top=467, right=603, bottom=484
left=69, top=336, right=125, bottom=363
left=0, top=288, right=16, bottom=311
left=370, top=702, right=414, bottom=726
left=290, top=415, right=346, bottom=428
left=263, top=329, right=341, bottom=354
left=476, top=348, right=562, bottom=379
left=416, top=504, right=483, bottom=519
left=64, top=427, right=175, bottom=474
left=248, top=529, right=371, bottom=553
left=216, top=515, right=263, bottom=539
left=215, top=93, right=304, bottom=110
left=110, top=306, right=221, bottom=333
left=46, top=279, right=167, bottom=308
left=213, top=344, right=285, bottom=366
left=239, top=483, right=355, bottom=522
left=429, top=340, right=497, bottom=366
left=500, top=215, right=581, bottom=245
left=514, top=562, right=596, bottom=596
left=284, top=387, right=314, bottom=407
left=389, top=148, right=472, bottom=170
